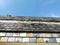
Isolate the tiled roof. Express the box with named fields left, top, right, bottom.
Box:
left=0, top=16, right=60, bottom=32
left=0, top=21, right=60, bottom=32
left=0, top=16, right=60, bottom=22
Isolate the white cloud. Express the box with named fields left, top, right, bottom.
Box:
left=49, top=13, right=59, bottom=17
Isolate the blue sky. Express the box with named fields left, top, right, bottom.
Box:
left=0, top=0, right=60, bottom=17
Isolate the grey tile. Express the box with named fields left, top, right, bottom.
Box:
left=49, top=38, right=57, bottom=43
left=29, top=38, right=36, bottom=43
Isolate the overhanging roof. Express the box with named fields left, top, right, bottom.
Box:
left=0, top=16, right=60, bottom=22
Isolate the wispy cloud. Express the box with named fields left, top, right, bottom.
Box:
left=49, top=13, right=59, bottom=17
left=40, top=0, right=56, bottom=6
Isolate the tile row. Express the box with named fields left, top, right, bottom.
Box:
left=0, top=22, right=60, bottom=30
left=0, top=32, right=60, bottom=37
left=0, top=37, right=60, bottom=43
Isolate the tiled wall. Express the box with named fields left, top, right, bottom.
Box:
left=0, top=32, right=60, bottom=43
